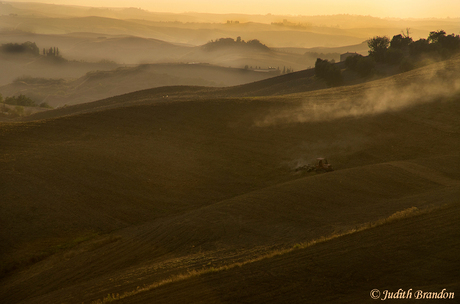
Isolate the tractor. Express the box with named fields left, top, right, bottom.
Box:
left=295, top=158, right=334, bottom=173
left=315, top=158, right=334, bottom=173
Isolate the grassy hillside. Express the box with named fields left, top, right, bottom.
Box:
left=0, top=56, right=459, bottom=303
left=107, top=202, right=459, bottom=304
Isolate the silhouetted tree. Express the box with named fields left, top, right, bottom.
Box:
left=3, top=94, right=37, bottom=107
left=390, top=34, right=412, bottom=50
left=406, top=31, right=460, bottom=59
left=358, top=29, right=460, bottom=74
left=386, top=48, right=405, bottom=65
left=345, top=54, right=375, bottom=77
left=1, top=41, right=39, bottom=55
left=427, top=30, right=460, bottom=58
left=386, top=33, right=413, bottom=64
left=315, top=58, right=342, bottom=86
left=427, top=30, right=447, bottom=44
left=368, top=36, right=390, bottom=62
left=43, top=46, right=63, bottom=57
left=409, top=38, right=430, bottom=57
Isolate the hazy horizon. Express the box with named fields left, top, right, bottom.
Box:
left=5, top=0, right=460, bottom=19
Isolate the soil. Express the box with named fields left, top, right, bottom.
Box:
left=1, top=57, right=459, bottom=303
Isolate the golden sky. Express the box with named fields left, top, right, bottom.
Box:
left=9, top=0, right=460, bottom=18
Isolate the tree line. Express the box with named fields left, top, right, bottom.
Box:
left=368, top=30, right=460, bottom=65
left=43, top=47, right=60, bottom=57
left=315, top=29, right=460, bottom=86
left=0, top=93, right=51, bottom=108
left=203, top=37, right=270, bottom=51
left=1, top=42, right=39, bottom=55
left=1, top=41, right=62, bottom=58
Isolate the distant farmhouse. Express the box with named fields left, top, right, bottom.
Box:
left=340, top=52, right=360, bottom=62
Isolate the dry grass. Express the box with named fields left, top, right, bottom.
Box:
left=0, top=231, right=105, bottom=278
left=91, top=205, right=431, bottom=304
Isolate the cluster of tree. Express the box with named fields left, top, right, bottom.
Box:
left=313, top=29, right=459, bottom=86
left=0, top=41, right=65, bottom=62
left=343, top=29, right=460, bottom=79
left=0, top=94, right=51, bottom=108
left=0, top=42, right=39, bottom=56
left=43, top=47, right=60, bottom=57
left=203, top=37, right=270, bottom=51
left=344, top=54, right=376, bottom=77
left=368, top=30, right=460, bottom=66
left=315, top=58, right=342, bottom=86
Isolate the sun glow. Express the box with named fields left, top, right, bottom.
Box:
left=6, top=0, right=460, bottom=18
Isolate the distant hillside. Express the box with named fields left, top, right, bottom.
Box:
left=15, top=54, right=460, bottom=122
left=0, top=63, right=280, bottom=109
left=5, top=2, right=459, bottom=49
left=0, top=38, right=120, bottom=86
left=4, top=1, right=460, bottom=35
left=0, top=13, right=366, bottom=47
left=0, top=31, right=316, bottom=88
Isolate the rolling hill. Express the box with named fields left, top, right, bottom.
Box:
left=0, top=29, right=316, bottom=69
left=3, top=2, right=459, bottom=45
left=0, top=55, right=459, bottom=303
left=0, top=63, right=281, bottom=107
left=106, top=201, right=460, bottom=304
